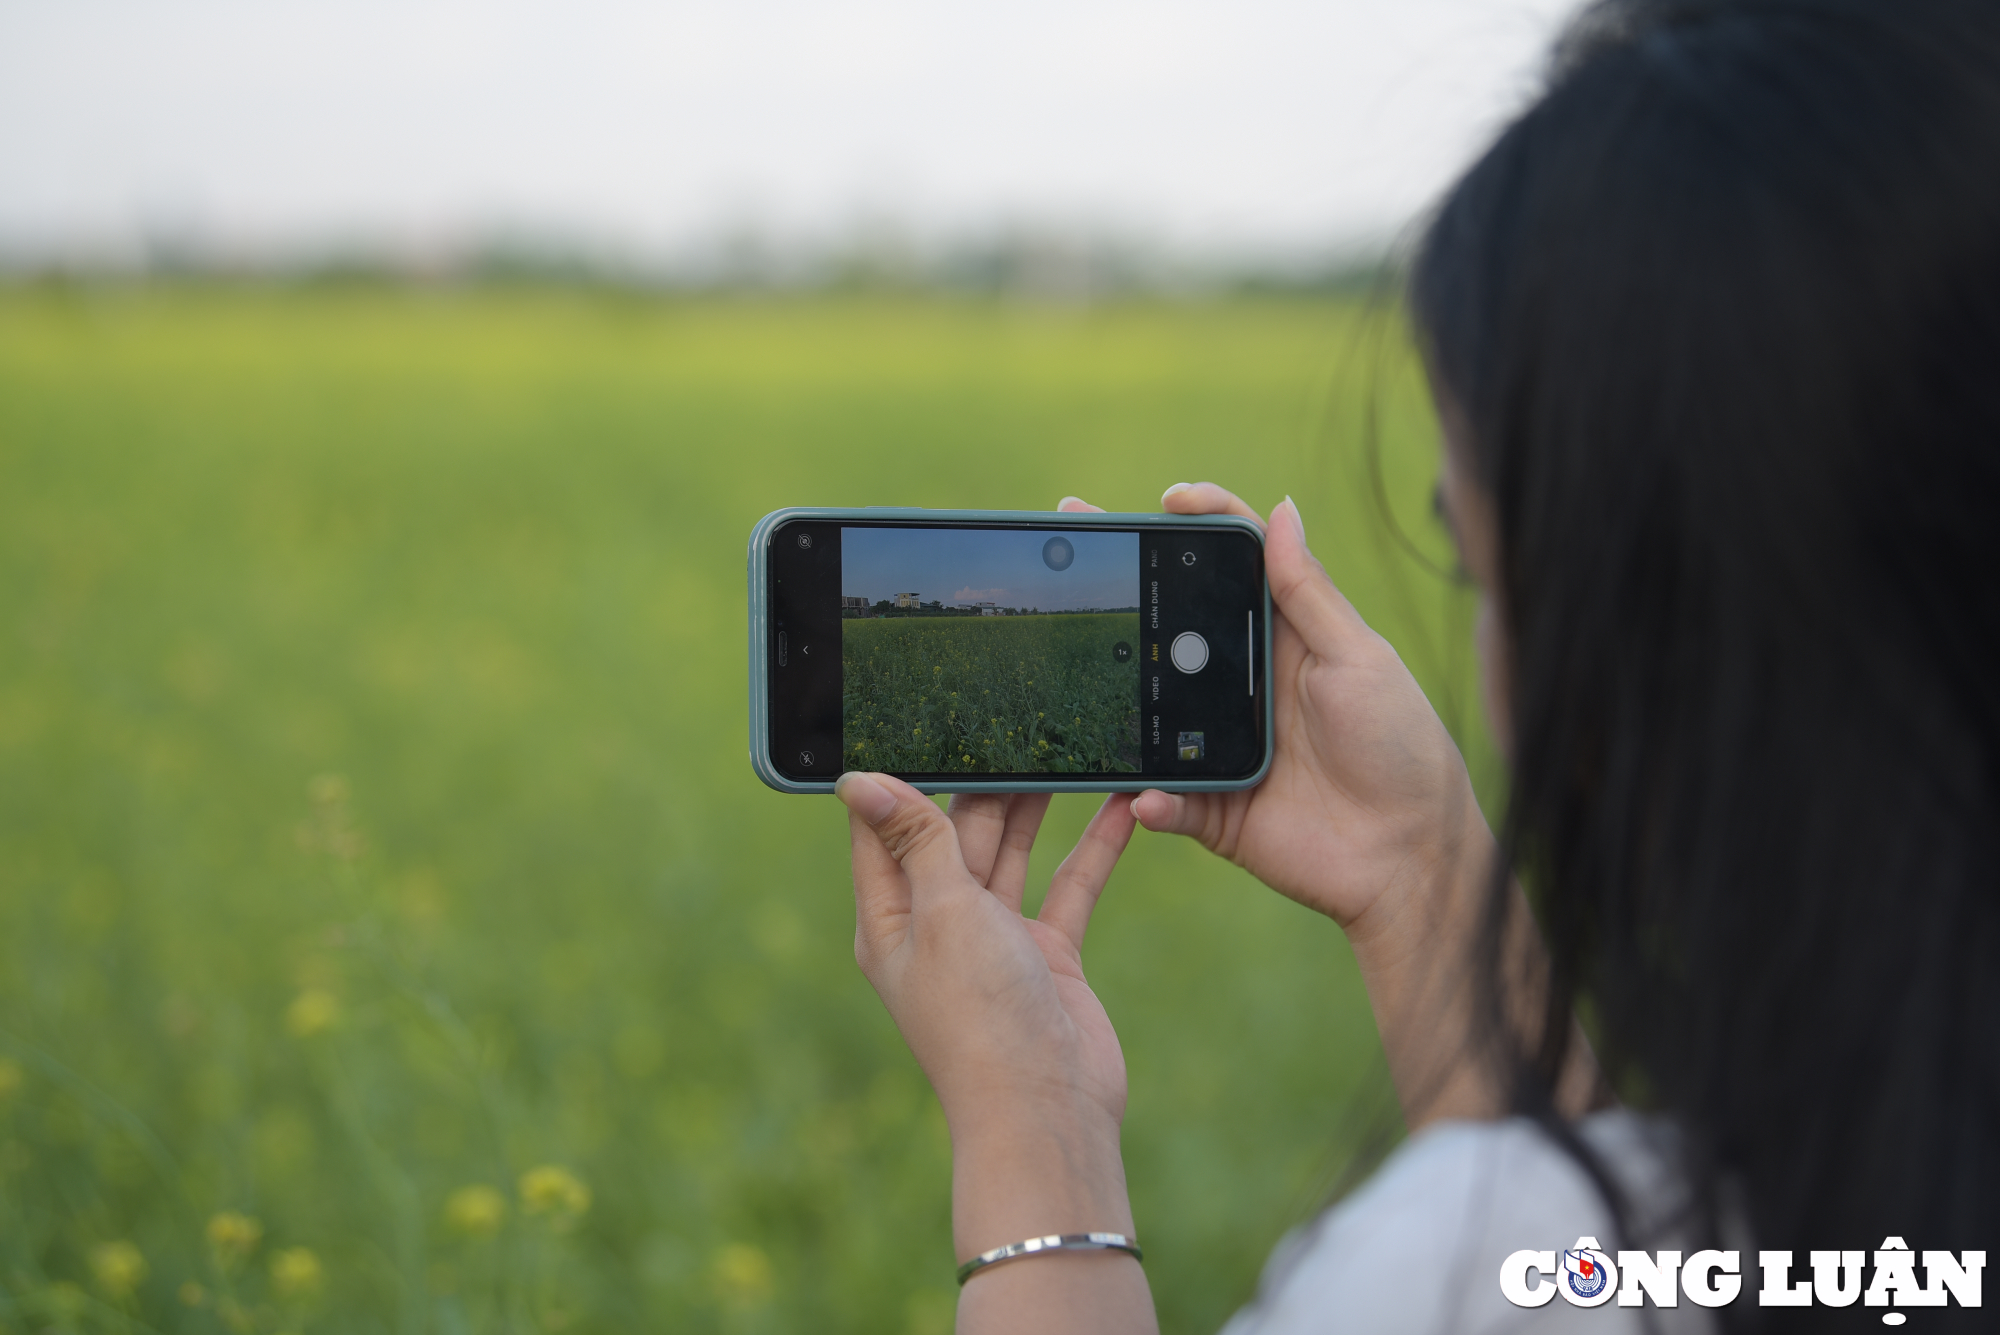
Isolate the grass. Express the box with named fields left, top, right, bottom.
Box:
left=0, top=284, right=1494, bottom=1334
left=842, top=613, right=1142, bottom=774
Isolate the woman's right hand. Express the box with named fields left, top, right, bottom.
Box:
left=1064, top=485, right=1507, bottom=1124
left=1069, top=484, right=1491, bottom=934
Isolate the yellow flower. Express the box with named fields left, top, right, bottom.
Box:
left=270, top=1247, right=324, bottom=1300
left=207, top=1211, right=264, bottom=1267
left=0, top=1057, right=21, bottom=1100
left=712, top=1243, right=774, bottom=1307
left=519, top=1165, right=591, bottom=1227
left=285, top=989, right=340, bottom=1038
left=962, top=755, right=971, bottom=763
left=445, top=1184, right=507, bottom=1238
left=89, top=1241, right=146, bottom=1298
left=179, top=1281, right=208, bottom=1308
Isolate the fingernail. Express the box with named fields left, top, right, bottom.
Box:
left=1058, top=495, right=1084, bottom=510
left=1162, top=482, right=1193, bottom=499
left=835, top=772, right=898, bottom=825
left=1281, top=495, right=1306, bottom=543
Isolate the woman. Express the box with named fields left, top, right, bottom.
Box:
left=834, top=0, right=2000, bottom=1329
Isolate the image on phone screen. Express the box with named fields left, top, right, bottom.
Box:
left=840, top=527, right=1141, bottom=774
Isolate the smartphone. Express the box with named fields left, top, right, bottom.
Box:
left=748, top=508, right=1272, bottom=793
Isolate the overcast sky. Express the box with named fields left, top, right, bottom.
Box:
left=0, top=0, right=1582, bottom=266
left=843, top=528, right=1138, bottom=611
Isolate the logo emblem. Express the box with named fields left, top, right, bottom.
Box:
left=1564, top=1250, right=1607, bottom=1298
left=1560, top=1237, right=1617, bottom=1306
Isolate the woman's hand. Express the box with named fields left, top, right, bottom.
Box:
left=1064, top=485, right=1491, bottom=933
left=837, top=774, right=1158, bottom=1334
left=1060, top=486, right=1508, bottom=1125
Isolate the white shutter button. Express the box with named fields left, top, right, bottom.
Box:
left=1170, top=632, right=1209, bottom=673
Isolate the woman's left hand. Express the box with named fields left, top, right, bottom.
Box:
left=837, top=774, right=1157, bottom=1333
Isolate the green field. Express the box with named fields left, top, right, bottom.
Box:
left=843, top=613, right=1141, bottom=774
left=0, top=285, right=1493, bottom=1334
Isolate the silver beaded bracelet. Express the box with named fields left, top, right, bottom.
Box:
left=956, top=1232, right=1144, bottom=1286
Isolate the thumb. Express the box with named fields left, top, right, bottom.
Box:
left=835, top=772, right=974, bottom=900
left=1266, top=497, right=1368, bottom=661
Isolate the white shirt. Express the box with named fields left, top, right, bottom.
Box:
left=1220, top=1111, right=1718, bottom=1334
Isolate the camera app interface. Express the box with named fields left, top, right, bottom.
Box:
left=840, top=528, right=1141, bottom=774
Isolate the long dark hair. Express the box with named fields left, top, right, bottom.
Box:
left=1410, top=0, right=2000, bottom=1326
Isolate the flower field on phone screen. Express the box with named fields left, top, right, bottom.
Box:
left=842, top=613, right=1141, bottom=774
left=0, top=290, right=1481, bottom=1335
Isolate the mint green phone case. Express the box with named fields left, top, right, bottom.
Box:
left=748, top=507, right=1274, bottom=795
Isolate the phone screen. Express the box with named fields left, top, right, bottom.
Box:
left=766, top=519, right=1265, bottom=784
